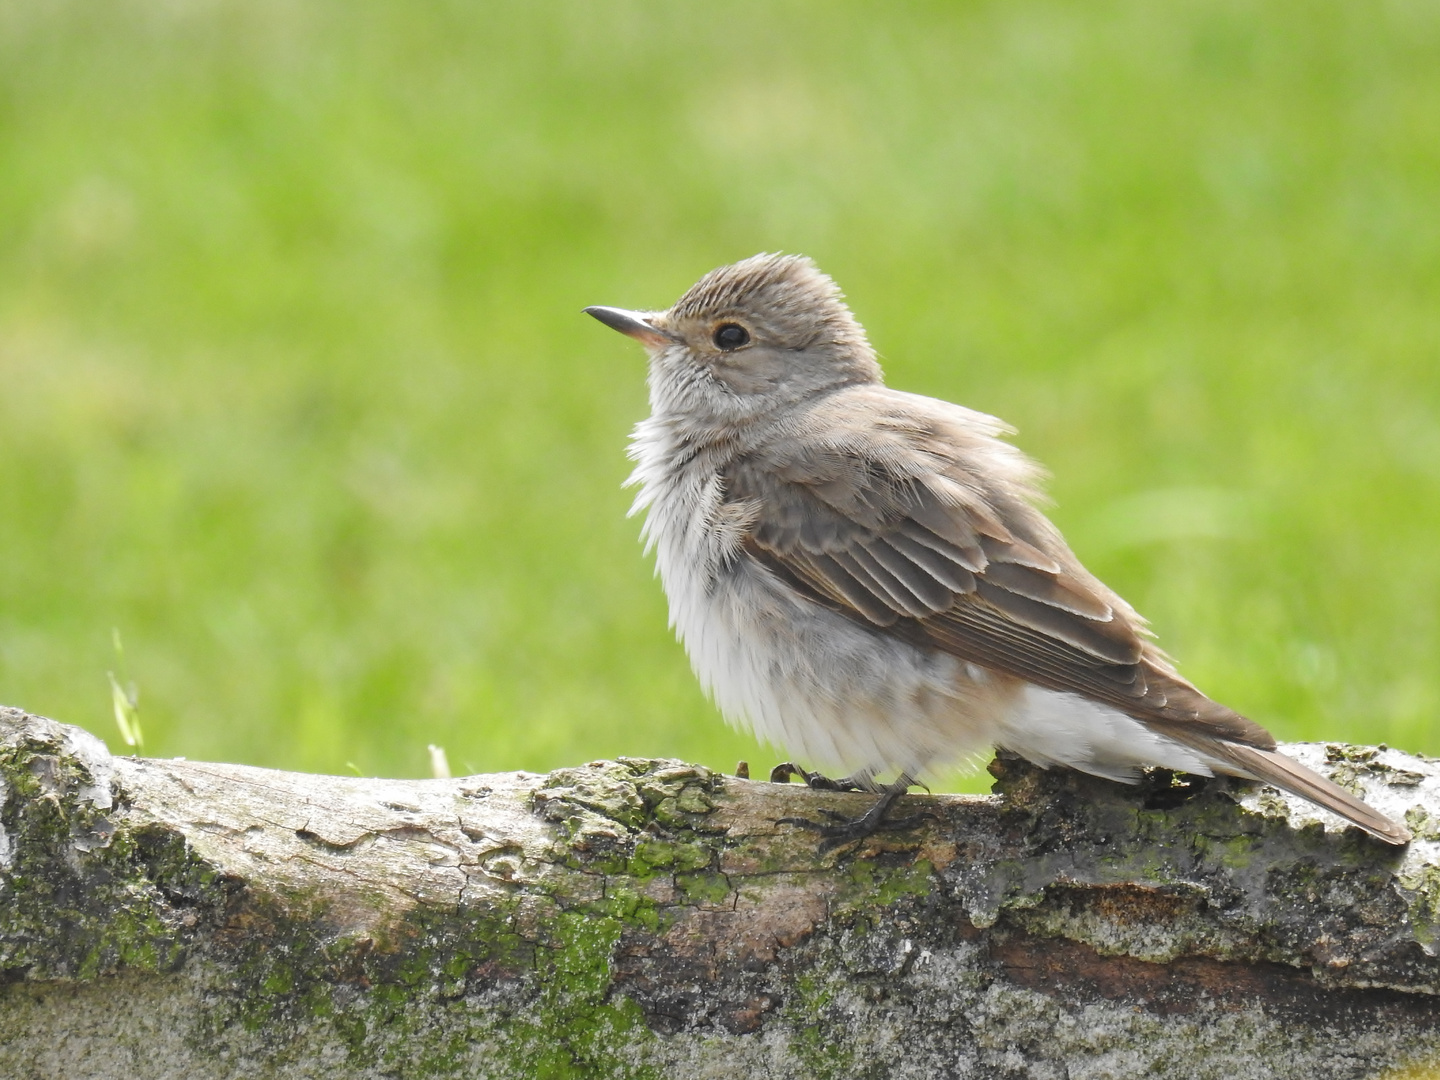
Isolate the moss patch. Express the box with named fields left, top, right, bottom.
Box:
left=0, top=733, right=226, bottom=981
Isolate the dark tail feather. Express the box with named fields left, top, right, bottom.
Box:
left=1179, top=737, right=1412, bottom=845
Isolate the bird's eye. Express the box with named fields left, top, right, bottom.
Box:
left=712, top=323, right=750, bottom=351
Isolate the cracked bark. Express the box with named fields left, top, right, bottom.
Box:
left=1, top=705, right=1438, bottom=1079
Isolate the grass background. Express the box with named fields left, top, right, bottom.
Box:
left=0, top=0, right=1437, bottom=788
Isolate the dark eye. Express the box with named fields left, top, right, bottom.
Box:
left=713, top=323, right=750, bottom=351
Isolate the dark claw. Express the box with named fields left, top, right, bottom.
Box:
left=770, top=762, right=806, bottom=784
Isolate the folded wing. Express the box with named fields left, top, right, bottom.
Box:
left=725, top=388, right=1270, bottom=746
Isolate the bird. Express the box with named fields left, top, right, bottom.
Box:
left=584, top=253, right=1411, bottom=847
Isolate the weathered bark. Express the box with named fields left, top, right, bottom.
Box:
left=1, top=705, right=1438, bottom=1078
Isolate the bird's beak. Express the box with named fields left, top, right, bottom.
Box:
left=583, top=306, right=678, bottom=348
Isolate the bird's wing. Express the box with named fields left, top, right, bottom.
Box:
left=725, top=386, right=1272, bottom=747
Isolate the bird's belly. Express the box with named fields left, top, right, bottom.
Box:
left=667, top=557, right=1012, bottom=780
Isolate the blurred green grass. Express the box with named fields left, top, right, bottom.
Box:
left=0, top=0, right=1437, bottom=788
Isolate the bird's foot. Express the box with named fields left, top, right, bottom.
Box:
left=777, top=780, right=933, bottom=854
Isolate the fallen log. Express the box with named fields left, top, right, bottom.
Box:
left=0, top=704, right=1437, bottom=1078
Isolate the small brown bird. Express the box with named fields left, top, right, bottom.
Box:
left=586, top=253, right=1411, bottom=846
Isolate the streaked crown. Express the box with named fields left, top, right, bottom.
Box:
left=667, top=253, right=870, bottom=353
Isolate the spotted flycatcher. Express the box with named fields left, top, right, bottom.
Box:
left=585, top=254, right=1409, bottom=846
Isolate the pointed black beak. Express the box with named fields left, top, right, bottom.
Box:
left=583, top=306, right=677, bottom=347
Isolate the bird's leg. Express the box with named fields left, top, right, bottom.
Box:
left=768, top=762, right=871, bottom=791
left=777, top=773, right=932, bottom=854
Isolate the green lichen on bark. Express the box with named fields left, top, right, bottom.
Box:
left=968, top=749, right=1432, bottom=985
left=0, top=723, right=226, bottom=982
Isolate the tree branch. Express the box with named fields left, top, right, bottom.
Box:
left=1, top=705, right=1437, bottom=1078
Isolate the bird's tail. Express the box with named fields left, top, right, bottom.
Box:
left=1166, top=732, right=1412, bottom=845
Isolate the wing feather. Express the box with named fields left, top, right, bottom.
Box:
left=862, top=538, right=956, bottom=611
left=883, top=531, right=978, bottom=593
left=977, top=561, right=1114, bottom=620
left=971, top=581, right=1139, bottom=664
left=807, top=551, right=900, bottom=625
left=978, top=533, right=1062, bottom=574
left=896, top=519, right=986, bottom=572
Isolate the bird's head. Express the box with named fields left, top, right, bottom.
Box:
left=586, top=254, right=883, bottom=429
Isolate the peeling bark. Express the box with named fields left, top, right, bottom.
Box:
left=1, top=705, right=1438, bottom=1079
